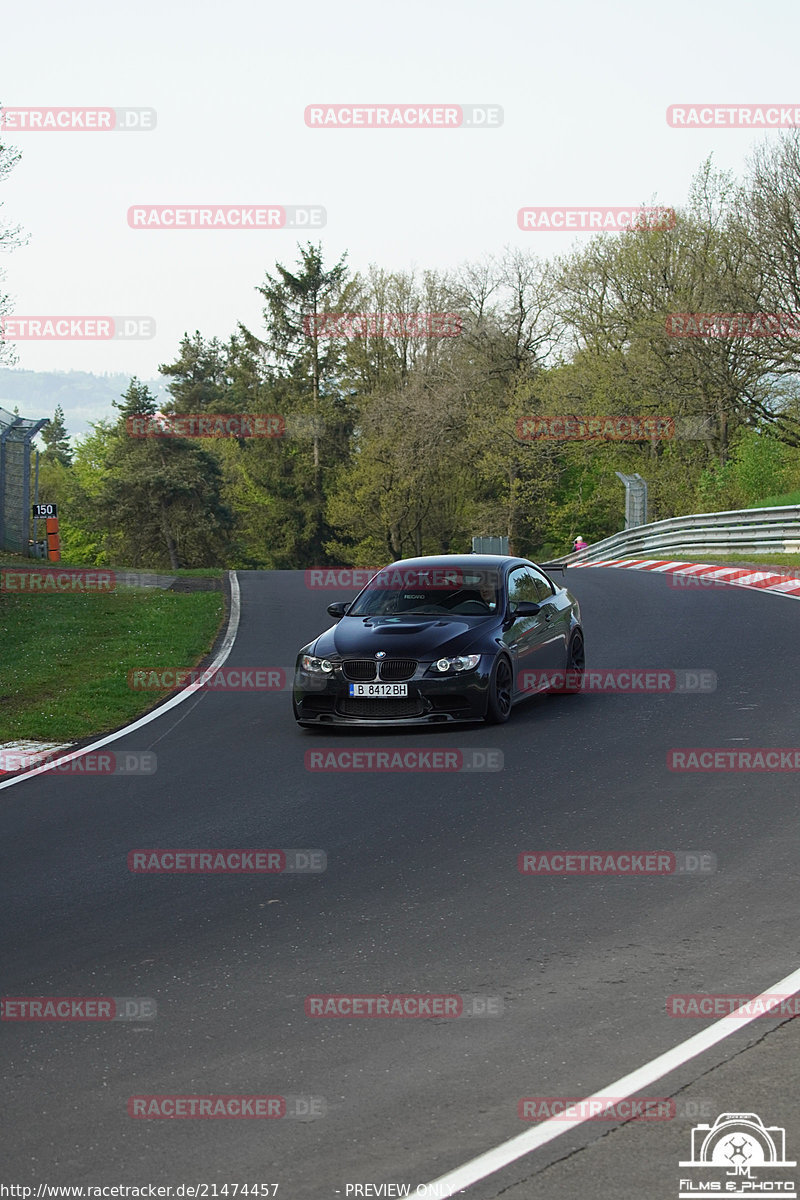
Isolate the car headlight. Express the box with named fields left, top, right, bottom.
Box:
left=301, top=654, right=334, bottom=673
left=431, top=655, right=481, bottom=673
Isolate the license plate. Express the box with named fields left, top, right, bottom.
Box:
left=348, top=683, right=408, bottom=697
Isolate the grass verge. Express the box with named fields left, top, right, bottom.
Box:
left=0, top=587, right=225, bottom=742
left=0, top=548, right=224, bottom=578
left=748, top=492, right=800, bottom=509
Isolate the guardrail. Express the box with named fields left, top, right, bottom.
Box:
left=550, top=504, right=800, bottom=565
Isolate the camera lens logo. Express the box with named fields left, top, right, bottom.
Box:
left=679, top=1112, right=797, bottom=1198
left=724, top=1137, right=751, bottom=1168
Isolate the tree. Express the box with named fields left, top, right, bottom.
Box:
left=433, top=251, right=564, bottom=554
left=253, top=241, right=357, bottom=484
left=230, top=244, right=360, bottom=565
left=37, top=421, right=116, bottom=564
left=697, top=427, right=797, bottom=511
left=731, top=132, right=800, bottom=446
left=741, top=132, right=800, bottom=316
left=326, top=375, right=476, bottom=562
left=338, top=265, right=457, bottom=396
left=90, top=378, right=235, bottom=568
left=0, top=119, right=26, bottom=367
left=40, top=404, right=73, bottom=466
left=553, top=163, right=772, bottom=465
left=159, top=332, right=232, bottom=414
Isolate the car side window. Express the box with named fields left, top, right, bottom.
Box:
left=507, top=567, right=540, bottom=608
left=530, top=568, right=555, bottom=602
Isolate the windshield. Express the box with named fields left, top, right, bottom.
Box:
left=347, top=567, right=501, bottom=617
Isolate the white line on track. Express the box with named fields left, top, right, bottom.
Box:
left=0, top=572, right=241, bottom=792
left=423, top=964, right=800, bottom=1194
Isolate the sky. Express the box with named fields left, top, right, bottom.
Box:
left=1, top=0, right=799, bottom=432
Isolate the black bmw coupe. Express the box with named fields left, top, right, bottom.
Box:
left=292, top=554, right=584, bottom=727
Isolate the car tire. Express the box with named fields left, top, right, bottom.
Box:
left=562, top=630, right=585, bottom=694
left=485, top=655, right=513, bottom=724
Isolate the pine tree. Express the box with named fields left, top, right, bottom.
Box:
left=40, top=404, right=73, bottom=466
left=159, top=333, right=232, bottom=414
left=95, top=378, right=235, bottom=568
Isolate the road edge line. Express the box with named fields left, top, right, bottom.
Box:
left=0, top=571, right=241, bottom=791
left=424, top=964, right=800, bottom=1193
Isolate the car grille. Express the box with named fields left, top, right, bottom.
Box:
left=337, top=697, right=425, bottom=719
left=342, top=660, right=378, bottom=681
left=341, top=659, right=418, bottom=682
left=378, top=658, right=417, bottom=681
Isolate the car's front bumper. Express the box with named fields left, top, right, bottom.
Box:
left=293, top=660, right=492, bottom=726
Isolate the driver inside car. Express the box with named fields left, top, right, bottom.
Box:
left=478, top=580, right=497, bottom=610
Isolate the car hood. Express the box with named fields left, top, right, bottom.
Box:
left=311, top=615, right=493, bottom=660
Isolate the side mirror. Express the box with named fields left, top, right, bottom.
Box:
left=327, top=601, right=349, bottom=619
left=511, top=600, right=541, bottom=618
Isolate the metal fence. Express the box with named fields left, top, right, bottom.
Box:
left=551, top=504, right=800, bottom=565
left=0, top=407, right=49, bottom=554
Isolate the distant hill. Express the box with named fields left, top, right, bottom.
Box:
left=0, top=368, right=170, bottom=440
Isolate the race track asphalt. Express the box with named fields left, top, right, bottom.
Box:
left=1, top=567, right=798, bottom=1197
